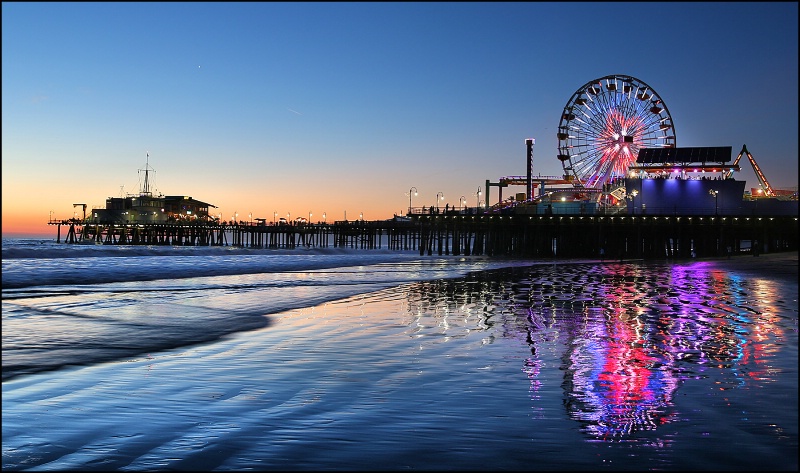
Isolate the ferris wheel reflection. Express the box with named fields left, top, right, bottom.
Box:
left=531, top=262, right=785, bottom=439
left=405, top=261, right=787, bottom=441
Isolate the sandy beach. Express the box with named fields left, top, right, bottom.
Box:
left=3, top=250, right=797, bottom=471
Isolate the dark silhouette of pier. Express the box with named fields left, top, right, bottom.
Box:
left=50, top=213, right=798, bottom=260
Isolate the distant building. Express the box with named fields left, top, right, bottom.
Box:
left=87, top=195, right=217, bottom=224
left=84, top=157, right=217, bottom=224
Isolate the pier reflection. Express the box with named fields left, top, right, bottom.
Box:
left=403, top=261, right=787, bottom=440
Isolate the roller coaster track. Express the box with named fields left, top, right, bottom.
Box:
left=726, top=145, right=775, bottom=197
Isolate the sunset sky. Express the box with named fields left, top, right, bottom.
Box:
left=3, top=2, right=798, bottom=237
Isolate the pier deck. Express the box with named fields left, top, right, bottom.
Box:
left=49, top=213, right=798, bottom=260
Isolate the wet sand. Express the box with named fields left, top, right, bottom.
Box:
left=2, top=252, right=797, bottom=471
left=692, top=250, right=798, bottom=279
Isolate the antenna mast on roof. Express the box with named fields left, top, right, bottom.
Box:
left=139, top=152, right=154, bottom=196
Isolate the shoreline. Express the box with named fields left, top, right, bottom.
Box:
left=688, top=250, right=798, bottom=277
left=499, top=250, right=799, bottom=279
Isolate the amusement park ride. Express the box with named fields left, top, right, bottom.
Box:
left=485, top=74, right=794, bottom=212
left=726, top=144, right=793, bottom=199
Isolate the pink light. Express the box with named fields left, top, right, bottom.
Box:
left=596, top=109, right=644, bottom=178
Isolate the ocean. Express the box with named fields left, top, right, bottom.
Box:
left=2, top=238, right=797, bottom=471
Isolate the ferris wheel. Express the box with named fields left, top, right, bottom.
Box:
left=557, top=74, right=676, bottom=189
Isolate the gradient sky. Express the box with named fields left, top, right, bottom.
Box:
left=3, top=2, right=798, bottom=237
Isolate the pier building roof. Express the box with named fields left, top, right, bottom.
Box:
left=637, top=146, right=733, bottom=164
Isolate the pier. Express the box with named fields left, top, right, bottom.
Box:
left=50, top=213, right=798, bottom=259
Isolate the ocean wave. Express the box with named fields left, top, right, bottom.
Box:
left=1, top=238, right=417, bottom=260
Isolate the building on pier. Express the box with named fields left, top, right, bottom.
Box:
left=620, top=146, right=796, bottom=216
left=486, top=145, right=797, bottom=217
left=85, top=155, right=217, bottom=224
left=88, top=195, right=217, bottom=224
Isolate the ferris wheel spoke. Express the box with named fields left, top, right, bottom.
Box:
left=597, top=90, right=617, bottom=115
left=577, top=125, right=606, bottom=142
left=579, top=152, right=607, bottom=172
left=571, top=140, right=603, bottom=152
left=584, top=106, right=611, bottom=130
left=639, top=110, right=664, bottom=130
left=572, top=152, right=604, bottom=174
left=619, top=102, right=642, bottom=123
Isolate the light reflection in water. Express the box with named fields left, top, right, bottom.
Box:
left=404, top=261, right=789, bottom=440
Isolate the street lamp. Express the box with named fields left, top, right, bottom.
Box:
left=249, top=212, right=252, bottom=224
left=360, top=212, right=364, bottom=221
left=460, top=196, right=466, bottom=211
left=274, top=211, right=277, bottom=225
left=235, top=212, right=238, bottom=223
left=709, top=189, right=719, bottom=215
left=408, top=186, right=418, bottom=216
left=309, top=211, right=312, bottom=223
left=628, top=190, right=638, bottom=214
left=436, top=192, right=444, bottom=212
left=476, top=186, right=482, bottom=209
left=322, top=212, right=326, bottom=223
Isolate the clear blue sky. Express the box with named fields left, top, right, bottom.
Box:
left=3, top=2, right=798, bottom=234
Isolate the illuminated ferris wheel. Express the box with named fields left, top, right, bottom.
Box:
left=557, top=74, right=676, bottom=189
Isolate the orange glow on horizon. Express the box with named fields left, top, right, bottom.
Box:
left=2, top=199, right=414, bottom=238
left=3, top=214, right=54, bottom=237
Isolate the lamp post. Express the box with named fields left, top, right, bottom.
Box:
left=436, top=192, right=444, bottom=212
left=459, top=196, right=466, bottom=211
left=309, top=211, right=312, bottom=223
left=476, top=186, right=482, bottom=209
left=408, top=186, right=418, bottom=215
left=249, top=212, right=252, bottom=224
left=628, top=190, right=638, bottom=215
left=322, top=212, right=326, bottom=223
left=49, top=210, right=53, bottom=223
left=709, top=189, right=719, bottom=215
left=360, top=212, right=364, bottom=221
left=235, top=212, right=239, bottom=223
left=273, top=211, right=277, bottom=225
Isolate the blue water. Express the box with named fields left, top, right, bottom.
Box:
left=2, top=238, right=797, bottom=470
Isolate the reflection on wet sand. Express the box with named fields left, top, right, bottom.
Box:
left=402, top=261, right=790, bottom=440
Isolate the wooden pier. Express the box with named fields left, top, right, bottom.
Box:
left=50, top=219, right=421, bottom=251
left=49, top=213, right=798, bottom=259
